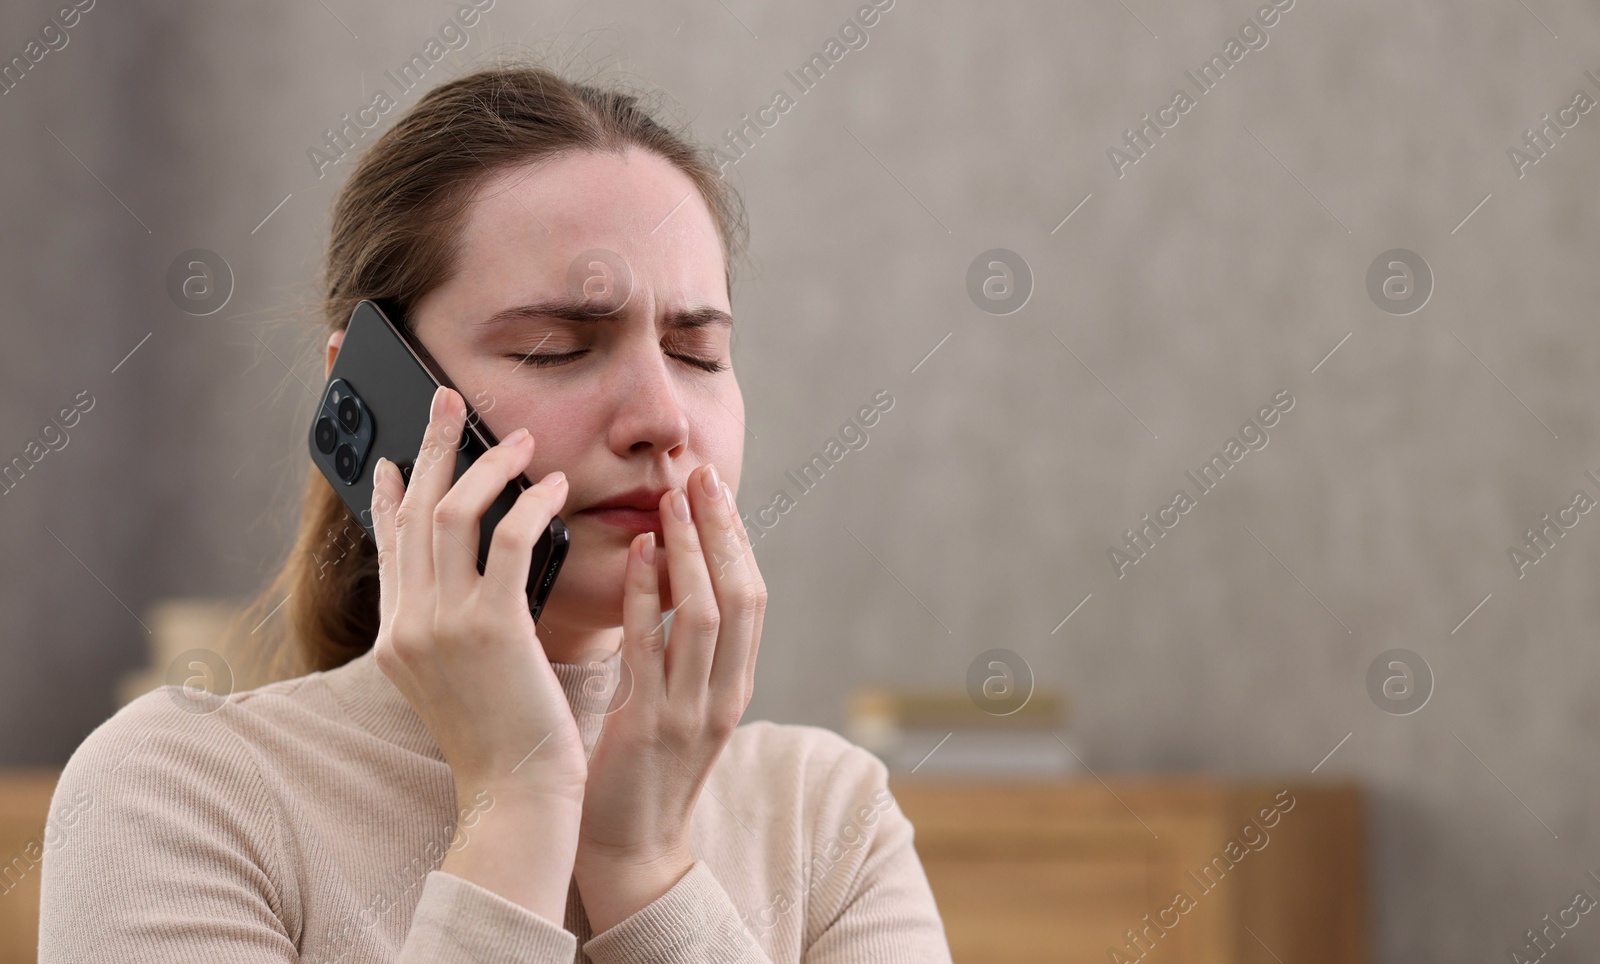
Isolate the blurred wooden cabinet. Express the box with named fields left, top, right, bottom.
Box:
left=0, top=769, right=58, bottom=964
left=890, top=776, right=1366, bottom=964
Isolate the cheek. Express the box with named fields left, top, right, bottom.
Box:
left=692, top=390, right=745, bottom=489
left=483, top=386, right=602, bottom=469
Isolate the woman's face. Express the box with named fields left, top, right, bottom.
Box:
left=401, top=147, right=742, bottom=633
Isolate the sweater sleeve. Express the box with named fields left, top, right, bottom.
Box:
left=581, top=860, right=773, bottom=963
left=580, top=733, right=952, bottom=964
left=37, top=692, right=578, bottom=964
left=796, top=740, right=953, bottom=963
left=396, top=870, right=576, bottom=961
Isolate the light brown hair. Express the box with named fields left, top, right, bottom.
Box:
left=232, top=60, right=748, bottom=684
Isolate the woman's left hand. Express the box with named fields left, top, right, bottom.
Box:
left=572, top=461, right=766, bottom=933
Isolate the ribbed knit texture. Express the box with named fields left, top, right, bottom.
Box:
left=37, top=646, right=953, bottom=962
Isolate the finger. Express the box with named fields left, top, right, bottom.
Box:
left=397, top=386, right=466, bottom=599
left=686, top=464, right=761, bottom=702
left=481, top=468, right=569, bottom=608
left=620, top=531, right=666, bottom=707
left=433, top=427, right=538, bottom=604
left=698, top=468, right=749, bottom=585
left=658, top=485, right=719, bottom=696
left=721, top=481, right=766, bottom=700
left=369, top=457, right=403, bottom=627
left=745, top=585, right=766, bottom=701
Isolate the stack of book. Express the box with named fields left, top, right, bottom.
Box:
left=844, top=685, right=1076, bottom=777
left=116, top=596, right=257, bottom=708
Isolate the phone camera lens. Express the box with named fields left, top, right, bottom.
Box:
left=314, top=416, right=338, bottom=454
left=334, top=443, right=360, bottom=484
left=337, top=396, right=362, bottom=434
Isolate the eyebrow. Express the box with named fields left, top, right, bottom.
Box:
left=475, top=296, right=733, bottom=332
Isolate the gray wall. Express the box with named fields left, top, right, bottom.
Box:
left=3, top=0, right=1598, bottom=959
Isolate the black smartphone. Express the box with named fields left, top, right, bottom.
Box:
left=308, top=298, right=569, bottom=622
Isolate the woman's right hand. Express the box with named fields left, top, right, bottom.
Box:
left=368, top=385, right=588, bottom=805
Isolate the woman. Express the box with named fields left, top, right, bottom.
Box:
left=37, top=62, right=953, bottom=962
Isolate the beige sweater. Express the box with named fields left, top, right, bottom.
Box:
left=37, top=647, right=953, bottom=963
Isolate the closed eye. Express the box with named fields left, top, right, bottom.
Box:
left=505, top=349, right=728, bottom=373
left=506, top=350, right=587, bottom=367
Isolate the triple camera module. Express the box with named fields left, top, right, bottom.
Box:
left=313, top=378, right=373, bottom=485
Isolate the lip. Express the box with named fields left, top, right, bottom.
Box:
left=578, top=506, right=664, bottom=536
left=583, top=486, right=671, bottom=511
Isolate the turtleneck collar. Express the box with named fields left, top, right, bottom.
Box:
left=324, top=645, right=621, bottom=764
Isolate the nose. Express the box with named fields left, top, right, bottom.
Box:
left=606, top=341, right=691, bottom=459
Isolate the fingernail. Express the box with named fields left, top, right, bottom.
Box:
left=504, top=426, right=530, bottom=446
left=540, top=470, right=566, bottom=487
left=723, top=483, right=737, bottom=515
left=640, top=531, right=656, bottom=566
left=671, top=487, right=692, bottom=523
left=430, top=386, right=448, bottom=419
left=701, top=463, right=722, bottom=499
left=374, top=456, right=389, bottom=485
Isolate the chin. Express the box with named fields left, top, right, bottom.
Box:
left=535, top=551, right=627, bottom=631
left=535, top=540, right=676, bottom=636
